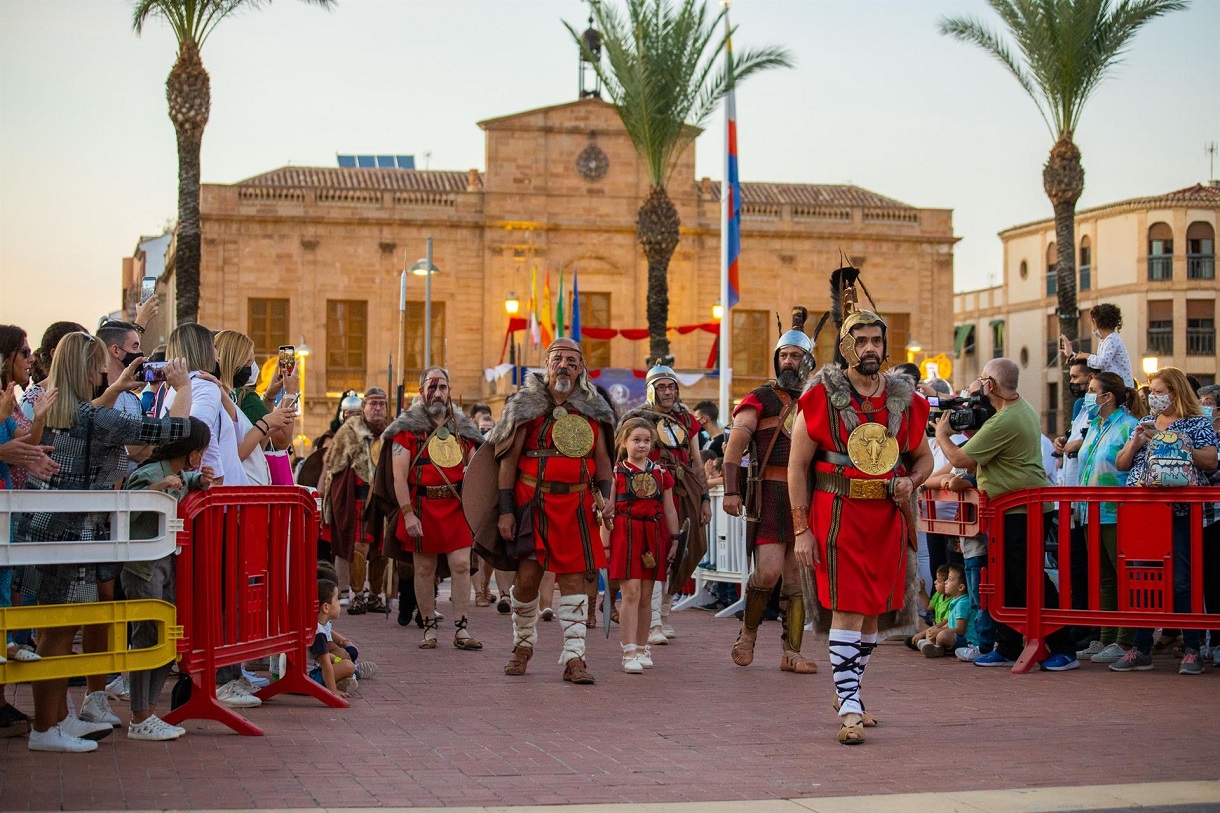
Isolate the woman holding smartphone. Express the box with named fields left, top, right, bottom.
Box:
left=215, top=330, right=296, bottom=454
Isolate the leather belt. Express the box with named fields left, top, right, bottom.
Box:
left=814, top=450, right=853, bottom=467
left=421, top=485, right=457, bottom=499
left=757, top=415, right=782, bottom=430
left=524, top=449, right=566, bottom=458
left=518, top=472, right=588, bottom=495
left=761, top=465, right=788, bottom=482
left=814, top=471, right=889, bottom=500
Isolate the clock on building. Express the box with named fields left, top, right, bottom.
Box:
left=576, top=141, right=609, bottom=181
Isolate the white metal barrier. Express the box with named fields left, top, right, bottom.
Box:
left=674, top=486, right=752, bottom=618
left=0, top=490, right=181, bottom=566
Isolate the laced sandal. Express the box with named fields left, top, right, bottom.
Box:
left=366, top=595, right=387, bottom=614
left=418, top=617, right=439, bottom=649
left=453, top=616, right=483, bottom=650
left=504, top=645, right=533, bottom=676
left=834, top=697, right=878, bottom=727
left=348, top=595, right=368, bottom=616
left=780, top=649, right=818, bottom=674
left=731, top=627, right=758, bottom=667
left=474, top=590, right=492, bottom=608
left=837, top=721, right=865, bottom=745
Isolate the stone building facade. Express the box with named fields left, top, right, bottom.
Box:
left=151, top=97, right=956, bottom=439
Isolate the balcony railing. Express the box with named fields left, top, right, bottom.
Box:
left=1186, top=328, right=1216, bottom=356
left=1147, top=326, right=1174, bottom=355
left=1148, top=255, right=1173, bottom=281
left=1187, top=255, right=1215, bottom=280
left=1079, top=263, right=1091, bottom=290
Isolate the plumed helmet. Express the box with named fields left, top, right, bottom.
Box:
left=340, top=394, right=363, bottom=413
left=811, top=266, right=888, bottom=369
left=774, top=306, right=815, bottom=379
left=645, top=364, right=679, bottom=405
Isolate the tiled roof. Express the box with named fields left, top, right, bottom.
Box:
left=705, top=181, right=914, bottom=209
left=237, top=167, right=479, bottom=191
left=1003, top=182, right=1220, bottom=233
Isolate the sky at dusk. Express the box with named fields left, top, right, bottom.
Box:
left=1, top=0, right=1217, bottom=344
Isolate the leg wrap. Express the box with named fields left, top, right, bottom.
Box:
left=660, top=591, right=673, bottom=622
left=744, top=584, right=773, bottom=632
left=510, top=586, right=539, bottom=650
left=829, top=629, right=864, bottom=717
left=557, top=593, right=588, bottom=665
left=858, top=631, right=878, bottom=688
left=650, top=583, right=663, bottom=629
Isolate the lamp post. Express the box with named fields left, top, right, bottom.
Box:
left=1142, top=355, right=1159, bottom=380
left=505, top=293, right=520, bottom=387
left=409, top=239, right=440, bottom=370
left=712, top=301, right=723, bottom=322
left=296, top=337, right=312, bottom=450
left=905, top=339, right=923, bottom=365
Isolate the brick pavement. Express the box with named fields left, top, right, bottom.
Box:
left=1, top=600, right=1218, bottom=810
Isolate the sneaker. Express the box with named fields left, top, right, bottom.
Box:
left=661, top=623, right=677, bottom=639
left=28, top=725, right=98, bottom=753
left=127, top=715, right=183, bottom=741
left=1179, top=652, right=1204, bottom=675
left=1109, top=649, right=1154, bottom=672
left=355, top=661, right=379, bottom=680
left=104, top=674, right=129, bottom=701
left=621, top=655, right=644, bottom=674
left=217, top=679, right=262, bottom=708
left=974, top=650, right=1015, bottom=668
left=696, top=599, right=729, bottom=612
left=1090, top=642, right=1129, bottom=663
left=540, top=607, right=555, bottom=622
left=637, top=646, right=654, bottom=669
left=80, top=691, right=121, bottom=727
left=648, top=626, right=668, bottom=646
left=1039, top=653, right=1080, bottom=672
left=7, top=644, right=41, bottom=662
left=336, top=676, right=358, bottom=694
left=59, top=713, right=113, bottom=742
left=954, top=645, right=982, bottom=662
left=923, top=644, right=946, bottom=658
left=1076, top=640, right=1104, bottom=658
left=242, top=669, right=271, bottom=689
left=496, top=596, right=511, bottom=614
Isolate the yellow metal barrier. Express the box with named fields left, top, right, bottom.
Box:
left=0, top=599, right=180, bottom=683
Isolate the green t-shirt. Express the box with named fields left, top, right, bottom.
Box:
left=929, top=592, right=950, bottom=624
left=237, top=388, right=271, bottom=426
left=961, top=398, right=1049, bottom=500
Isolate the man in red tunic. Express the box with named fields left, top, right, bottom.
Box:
left=789, top=269, right=933, bottom=745
left=620, top=365, right=710, bottom=644
left=723, top=307, right=817, bottom=674
left=387, top=367, right=485, bottom=650
left=489, top=339, right=617, bottom=684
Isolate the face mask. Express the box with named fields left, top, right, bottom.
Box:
left=1204, top=406, right=1214, bottom=419
left=1068, top=383, right=1086, bottom=398
left=232, top=362, right=258, bottom=389
left=93, top=373, right=109, bottom=400
left=1148, top=393, right=1172, bottom=414
left=1082, top=393, right=1100, bottom=418
left=119, top=350, right=142, bottom=369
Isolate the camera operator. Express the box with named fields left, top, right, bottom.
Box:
left=934, top=358, right=1079, bottom=671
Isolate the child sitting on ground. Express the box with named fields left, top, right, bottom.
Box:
left=920, top=563, right=972, bottom=658
left=909, top=564, right=951, bottom=649
left=310, top=580, right=359, bottom=697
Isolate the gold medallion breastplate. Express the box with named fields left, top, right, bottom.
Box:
left=656, top=414, right=688, bottom=449
left=629, top=471, right=659, bottom=498
left=551, top=407, right=595, bottom=458
left=846, top=423, right=899, bottom=476
left=427, top=427, right=463, bottom=468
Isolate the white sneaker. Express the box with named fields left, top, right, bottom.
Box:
left=648, top=626, right=668, bottom=646
left=105, top=674, right=129, bottom=701
left=637, top=646, right=654, bottom=669
left=80, top=691, right=121, bottom=727
left=28, top=725, right=98, bottom=753
left=621, top=655, right=644, bottom=674
left=242, top=669, right=271, bottom=690
left=1090, top=642, right=1130, bottom=663
left=59, top=713, right=113, bottom=742
left=661, top=623, right=677, bottom=639
left=217, top=679, right=262, bottom=708
left=127, top=714, right=184, bottom=741
left=9, top=645, right=41, bottom=662
left=336, top=676, right=358, bottom=694
left=954, top=644, right=982, bottom=663
left=355, top=661, right=379, bottom=680
left=1076, top=640, right=1104, bottom=658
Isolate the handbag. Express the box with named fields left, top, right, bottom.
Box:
left=265, top=444, right=294, bottom=485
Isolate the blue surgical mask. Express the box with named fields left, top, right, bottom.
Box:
left=1204, top=405, right=1214, bottom=419
left=1082, top=392, right=1100, bottom=418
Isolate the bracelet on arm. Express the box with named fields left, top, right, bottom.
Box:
left=700, top=493, right=711, bottom=503
left=255, top=419, right=270, bottom=435
left=597, top=479, right=612, bottom=500
left=498, top=488, right=516, bottom=516
left=131, top=323, right=146, bottom=335
left=399, top=503, right=414, bottom=516
left=791, top=505, right=810, bottom=536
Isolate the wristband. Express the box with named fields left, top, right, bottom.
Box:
left=131, top=323, right=145, bottom=334
left=399, top=503, right=414, bottom=516
left=791, top=505, right=810, bottom=536
left=700, top=493, right=710, bottom=502
left=498, top=489, right=516, bottom=515
left=597, top=479, right=612, bottom=500
left=723, top=491, right=739, bottom=497
left=255, top=420, right=270, bottom=435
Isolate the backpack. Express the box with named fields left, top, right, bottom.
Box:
left=1141, top=430, right=1196, bottom=488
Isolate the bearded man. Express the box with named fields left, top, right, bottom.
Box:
left=620, top=365, right=710, bottom=644
left=323, top=388, right=390, bottom=614
left=789, top=268, right=933, bottom=746
left=723, top=307, right=818, bottom=674
left=384, top=367, right=485, bottom=649
left=484, top=339, right=616, bottom=684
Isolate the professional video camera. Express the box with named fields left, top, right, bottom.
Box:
left=929, top=392, right=995, bottom=432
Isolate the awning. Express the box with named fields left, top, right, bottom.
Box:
left=953, top=324, right=975, bottom=357
left=989, top=319, right=1005, bottom=351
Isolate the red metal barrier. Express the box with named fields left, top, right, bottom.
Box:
left=980, top=486, right=1217, bottom=674
left=162, top=486, right=346, bottom=735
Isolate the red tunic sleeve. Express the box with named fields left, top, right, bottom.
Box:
left=733, top=392, right=765, bottom=418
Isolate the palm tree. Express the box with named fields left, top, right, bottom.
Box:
left=133, top=0, right=336, bottom=325
left=939, top=0, right=1186, bottom=429
left=567, top=0, right=792, bottom=366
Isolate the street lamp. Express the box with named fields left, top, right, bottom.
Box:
left=504, top=293, right=520, bottom=316
left=712, top=301, right=723, bottom=321
left=1142, top=355, right=1159, bottom=378
left=409, top=238, right=440, bottom=369
left=295, top=337, right=311, bottom=452
left=905, top=339, right=923, bottom=364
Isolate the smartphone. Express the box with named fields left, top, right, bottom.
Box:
left=141, top=361, right=168, bottom=383
left=278, top=345, right=296, bottom=376
left=140, top=276, right=157, bottom=303
left=281, top=393, right=301, bottom=410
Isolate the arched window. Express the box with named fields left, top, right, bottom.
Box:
left=1148, top=222, right=1173, bottom=281
left=1019, top=259, right=1028, bottom=280
left=1186, top=221, right=1215, bottom=280
left=1079, top=235, right=1092, bottom=291
left=1045, top=242, right=1057, bottom=297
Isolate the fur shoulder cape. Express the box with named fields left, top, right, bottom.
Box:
left=620, top=401, right=697, bottom=427
left=382, top=399, right=484, bottom=446
left=485, top=372, right=615, bottom=451
left=805, top=363, right=916, bottom=440
left=325, top=416, right=378, bottom=481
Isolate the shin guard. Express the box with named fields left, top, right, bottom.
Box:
left=743, top=584, right=772, bottom=632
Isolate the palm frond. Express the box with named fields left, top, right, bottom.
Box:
left=133, top=0, right=335, bottom=48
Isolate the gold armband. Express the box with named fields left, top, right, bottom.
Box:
left=791, top=505, right=810, bottom=536
left=399, top=503, right=414, bottom=516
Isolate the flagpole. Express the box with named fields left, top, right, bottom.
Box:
left=718, top=2, right=733, bottom=423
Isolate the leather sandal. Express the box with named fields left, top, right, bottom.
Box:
left=348, top=595, right=368, bottom=616
left=474, top=590, right=492, bottom=608
left=562, top=657, right=595, bottom=685
left=834, top=697, right=877, bottom=727
left=731, top=627, right=757, bottom=667
left=837, top=722, right=865, bottom=745
left=366, top=595, right=387, bottom=614
left=453, top=616, right=483, bottom=650
left=780, top=649, right=818, bottom=674
left=504, top=645, right=533, bottom=676
left=418, top=616, right=439, bottom=649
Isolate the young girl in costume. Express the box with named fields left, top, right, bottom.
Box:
left=603, top=417, right=680, bottom=674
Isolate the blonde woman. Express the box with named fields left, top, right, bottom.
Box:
left=16, top=332, right=193, bottom=753
left=214, top=330, right=296, bottom=485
